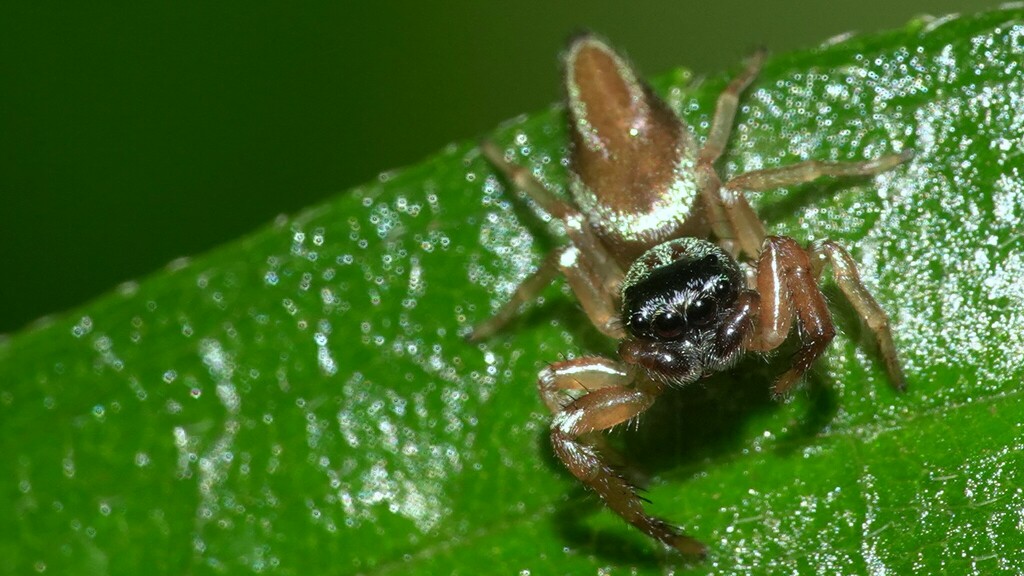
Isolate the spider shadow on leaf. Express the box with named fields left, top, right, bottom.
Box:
left=550, top=495, right=675, bottom=569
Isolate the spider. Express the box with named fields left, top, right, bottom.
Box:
left=469, top=34, right=908, bottom=556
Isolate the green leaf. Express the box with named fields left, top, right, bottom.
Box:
left=3, top=8, right=1023, bottom=575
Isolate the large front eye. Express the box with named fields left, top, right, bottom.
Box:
left=652, top=310, right=685, bottom=339
left=686, top=298, right=718, bottom=327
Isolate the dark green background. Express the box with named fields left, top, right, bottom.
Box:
left=0, top=1, right=1003, bottom=333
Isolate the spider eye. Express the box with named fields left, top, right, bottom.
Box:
left=651, top=310, right=685, bottom=339
left=686, top=298, right=718, bottom=327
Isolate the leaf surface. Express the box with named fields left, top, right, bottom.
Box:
left=2, top=9, right=1024, bottom=575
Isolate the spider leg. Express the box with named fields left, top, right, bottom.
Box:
left=723, top=150, right=913, bottom=192
left=555, top=240, right=625, bottom=338
left=692, top=49, right=910, bottom=262
left=712, top=151, right=913, bottom=259
left=538, top=356, right=630, bottom=413
left=809, top=240, right=906, bottom=391
left=481, top=140, right=575, bottom=220
left=702, top=185, right=768, bottom=261
left=746, top=236, right=836, bottom=395
left=539, top=357, right=647, bottom=487
left=693, top=50, right=768, bottom=260
left=698, top=49, right=766, bottom=166
left=545, top=361, right=706, bottom=556
left=468, top=250, right=561, bottom=341
left=475, top=140, right=626, bottom=339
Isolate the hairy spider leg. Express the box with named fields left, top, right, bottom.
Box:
left=544, top=359, right=706, bottom=556
left=735, top=236, right=905, bottom=395
left=469, top=141, right=626, bottom=340
left=694, top=49, right=768, bottom=259
left=713, top=151, right=914, bottom=259
left=480, top=140, right=575, bottom=221
left=468, top=250, right=561, bottom=342
left=538, top=357, right=647, bottom=486
left=809, top=240, right=906, bottom=390
left=691, top=48, right=913, bottom=263
left=725, top=150, right=914, bottom=193
left=538, top=356, right=630, bottom=413
left=698, top=49, right=767, bottom=166
left=743, top=236, right=837, bottom=395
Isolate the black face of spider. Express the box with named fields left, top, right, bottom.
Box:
left=618, top=239, right=744, bottom=385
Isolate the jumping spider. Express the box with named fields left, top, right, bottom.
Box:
left=470, top=35, right=908, bottom=555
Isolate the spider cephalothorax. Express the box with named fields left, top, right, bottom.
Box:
left=618, top=238, right=746, bottom=385
left=470, top=34, right=908, bottom=556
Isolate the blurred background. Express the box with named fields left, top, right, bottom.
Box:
left=0, top=1, right=1004, bottom=334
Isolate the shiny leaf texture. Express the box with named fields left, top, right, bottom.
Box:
left=2, top=8, right=1024, bottom=575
